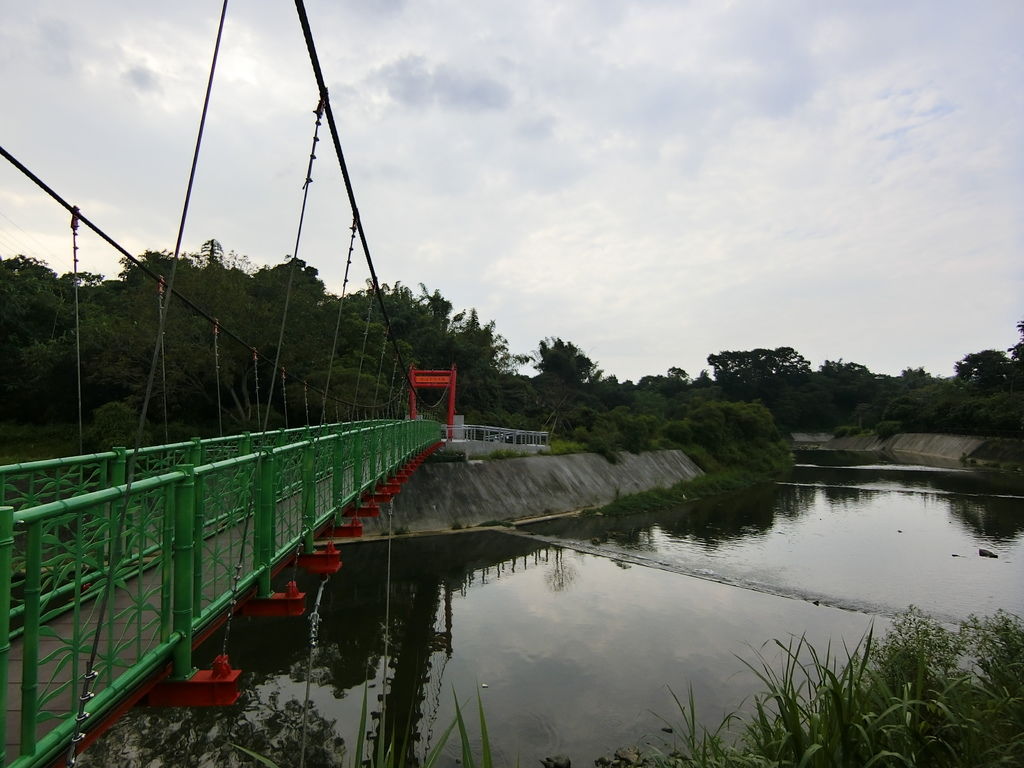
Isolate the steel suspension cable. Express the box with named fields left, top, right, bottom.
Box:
left=387, top=357, right=399, bottom=419
left=351, top=291, right=375, bottom=420
left=293, top=0, right=419, bottom=408
left=0, top=146, right=369, bottom=424
left=252, top=348, right=263, bottom=427
left=372, top=324, right=388, bottom=414
left=65, top=1, right=231, bottom=763
left=157, top=276, right=170, bottom=444
left=70, top=207, right=84, bottom=454
left=319, top=218, right=358, bottom=424
left=2, top=9, right=426, bottom=429
left=213, top=320, right=224, bottom=436
left=281, top=367, right=289, bottom=429
left=261, top=100, right=324, bottom=433
left=2, top=141, right=254, bottom=364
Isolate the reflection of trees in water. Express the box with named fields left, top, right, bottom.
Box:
left=820, top=484, right=876, bottom=509
left=79, top=533, right=548, bottom=768
left=528, top=484, right=791, bottom=551
left=647, top=484, right=781, bottom=549
left=544, top=548, right=578, bottom=592
left=604, top=523, right=658, bottom=551
left=946, top=495, right=1024, bottom=543
left=79, top=682, right=346, bottom=768
left=773, top=484, right=818, bottom=518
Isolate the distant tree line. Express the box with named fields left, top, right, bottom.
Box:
left=1, top=243, right=1021, bottom=455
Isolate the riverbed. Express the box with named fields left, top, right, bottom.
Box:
left=80, top=451, right=1023, bottom=767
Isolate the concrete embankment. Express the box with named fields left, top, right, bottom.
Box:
left=367, top=449, right=704, bottom=534
left=822, top=432, right=1024, bottom=464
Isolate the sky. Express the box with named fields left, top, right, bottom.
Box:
left=1, top=0, right=1021, bottom=383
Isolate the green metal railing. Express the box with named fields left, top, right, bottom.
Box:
left=0, top=419, right=440, bottom=768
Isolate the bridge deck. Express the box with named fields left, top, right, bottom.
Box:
left=0, top=421, right=441, bottom=768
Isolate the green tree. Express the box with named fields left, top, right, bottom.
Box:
left=955, top=349, right=1014, bottom=392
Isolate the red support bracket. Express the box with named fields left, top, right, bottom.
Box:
left=296, top=541, right=342, bottom=575
left=345, top=502, right=380, bottom=518
left=144, top=654, right=242, bottom=707
left=238, top=580, right=306, bottom=617
left=322, top=519, right=364, bottom=538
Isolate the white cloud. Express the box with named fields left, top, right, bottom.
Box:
left=1, top=0, right=1020, bottom=382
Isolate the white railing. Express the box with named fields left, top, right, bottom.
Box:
left=446, top=424, right=549, bottom=447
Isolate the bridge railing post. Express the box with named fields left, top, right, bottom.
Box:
left=302, top=442, right=315, bottom=552
left=375, top=425, right=385, bottom=482
left=189, top=438, right=206, bottom=615
left=189, top=438, right=202, bottom=467
left=171, top=466, right=197, bottom=680
left=0, top=506, right=13, bottom=765
left=19, top=524, right=42, bottom=756
left=111, top=446, right=127, bottom=486
left=353, top=429, right=364, bottom=499
left=161, top=484, right=175, bottom=645
left=255, top=452, right=276, bottom=598
left=331, top=434, right=343, bottom=514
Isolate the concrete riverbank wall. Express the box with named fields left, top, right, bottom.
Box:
left=821, top=432, right=1024, bottom=464
left=367, top=449, right=704, bottom=534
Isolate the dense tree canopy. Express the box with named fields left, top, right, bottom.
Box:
left=1, top=245, right=1021, bottom=456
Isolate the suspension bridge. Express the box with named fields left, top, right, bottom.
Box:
left=0, top=0, right=498, bottom=764
left=0, top=419, right=442, bottom=768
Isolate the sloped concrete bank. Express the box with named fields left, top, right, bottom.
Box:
left=367, top=449, right=704, bottom=534
left=822, top=432, right=1024, bottom=464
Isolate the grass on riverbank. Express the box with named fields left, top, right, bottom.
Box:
left=582, top=400, right=794, bottom=517
left=583, top=469, right=770, bottom=517
left=659, top=608, right=1024, bottom=768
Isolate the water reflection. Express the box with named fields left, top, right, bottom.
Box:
left=82, top=533, right=555, bottom=768
left=79, top=455, right=1023, bottom=767
left=528, top=454, right=1024, bottom=620
left=531, top=482, right=782, bottom=552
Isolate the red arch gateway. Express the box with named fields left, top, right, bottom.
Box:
left=408, top=365, right=457, bottom=439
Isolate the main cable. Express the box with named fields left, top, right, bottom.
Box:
left=70, top=208, right=84, bottom=454
left=293, top=0, right=418, bottom=409
left=261, top=100, right=325, bottom=433
left=65, top=2, right=231, bottom=764
left=0, top=142, right=374, bottom=420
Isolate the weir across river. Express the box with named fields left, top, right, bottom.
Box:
left=0, top=419, right=441, bottom=768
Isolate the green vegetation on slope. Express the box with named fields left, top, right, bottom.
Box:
left=583, top=400, right=793, bottom=517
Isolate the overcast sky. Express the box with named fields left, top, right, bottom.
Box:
left=1, top=1, right=1021, bottom=382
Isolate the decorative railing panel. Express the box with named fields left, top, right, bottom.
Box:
left=0, top=419, right=440, bottom=768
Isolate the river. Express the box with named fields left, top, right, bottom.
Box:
left=81, top=451, right=1023, bottom=767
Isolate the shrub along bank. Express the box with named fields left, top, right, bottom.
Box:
left=651, top=608, right=1024, bottom=768
left=582, top=400, right=792, bottom=517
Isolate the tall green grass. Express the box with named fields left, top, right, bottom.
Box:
left=658, top=608, right=1024, bottom=767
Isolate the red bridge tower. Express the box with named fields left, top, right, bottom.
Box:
left=408, top=365, right=457, bottom=439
